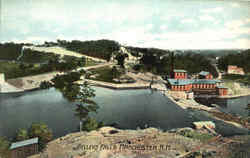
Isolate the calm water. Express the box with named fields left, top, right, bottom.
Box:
left=0, top=87, right=192, bottom=139
left=0, top=87, right=249, bottom=139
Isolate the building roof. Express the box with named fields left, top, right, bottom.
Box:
left=192, top=79, right=219, bottom=84
left=199, top=71, right=210, bottom=76
left=167, top=79, right=221, bottom=86
left=167, top=79, right=192, bottom=85
left=10, top=137, right=38, bottom=150
left=173, top=69, right=187, bottom=73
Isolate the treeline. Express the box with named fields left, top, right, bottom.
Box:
left=136, top=52, right=218, bottom=77
left=1, top=55, right=86, bottom=79
left=58, top=39, right=120, bottom=61
left=218, top=49, right=250, bottom=73
left=0, top=43, right=23, bottom=60
left=125, top=46, right=170, bottom=56
left=20, top=49, right=59, bottom=63
left=0, top=42, right=58, bottom=63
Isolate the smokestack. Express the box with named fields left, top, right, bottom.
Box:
left=171, top=51, right=174, bottom=78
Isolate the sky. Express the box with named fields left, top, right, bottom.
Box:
left=0, top=0, right=250, bottom=49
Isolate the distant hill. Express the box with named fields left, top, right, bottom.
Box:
left=176, top=49, right=243, bottom=57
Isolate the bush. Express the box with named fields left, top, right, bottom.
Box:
left=82, top=117, right=99, bottom=132
left=178, top=129, right=213, bottom=142
left=0, top=136, right=10, bottom=158
left=28, top=123, right=53, bottom=151
left=39, top=81, right=53, bottom=89
left=16, top=128, right=29, bottom=141
left=133, top=64, right=144, bottom=72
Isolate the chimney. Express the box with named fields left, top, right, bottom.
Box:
left=171, top=52, right=174, bottom=78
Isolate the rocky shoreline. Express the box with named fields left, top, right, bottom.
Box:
left=29, top=126, right=234, bottom=158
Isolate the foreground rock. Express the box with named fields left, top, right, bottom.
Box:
left=28, top=126, right=238, bottom=158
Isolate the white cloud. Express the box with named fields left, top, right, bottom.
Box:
left=201, top=7, right=223, bottom=13
left=234, top=38, right=250, bottom=48
left=230, top=2, right=240, bottom=8
left=11, top=37, right=54, bottom=44
left=225, top=19, right=250, bottom=33
left=160, top=25, right=168, bottom=30
left=199, top=15, right=214, bottom=21
left=181, top=19, right=195, bottom=24
left=225, top=20, right=245, bottom=29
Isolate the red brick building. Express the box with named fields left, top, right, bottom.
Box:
left=173, top=69, right=187, bottom=79
left=167, top=79, right=219, bottom=92
left=10, top=137, right=39, bottom=158
left=167, top=69, right=228, bottom=96
left=227, top=65, right=245, bottom=75
left=216, top=86, right=228, bottom=96
left=167, top=79, right=192, bottom=91
left=198, top=71, right=213, bottom=79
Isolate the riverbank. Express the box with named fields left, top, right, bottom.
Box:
left=80, top=72, right=160, bottom=90
left=149, top=81, right=250, bottom=130
left=0, top=63, right=112, bottom=93
left=217, top=92, right=250, bottom=99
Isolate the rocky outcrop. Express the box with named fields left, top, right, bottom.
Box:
left=28, top=127, right=226, bottom=158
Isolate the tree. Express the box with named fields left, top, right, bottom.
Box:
left=81, top=117, right=99, bottom=132
left=28, top=123, right=53, bottom=150
left=115, top=53, right=128, bottom=68
left=111, top=66, right=121, bottom=79
left=47, top=70, right=99, bottom=132
left=0, top=137, right=10, bottom=158
left=39, top=81, right=53, bottom=89
left=74, top=82, right=98, bottom=131
left=16, top=128, right=29, bottom=141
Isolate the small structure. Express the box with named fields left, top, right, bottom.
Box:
left=173, top=69, right=187, bottom=79
left=198, top=71, right=213, bottom=79
left=216, top=86, right=228, bottom=96
left=10, top=137, right=39, bottom=158
left=227, top=65, right=245, bottom=75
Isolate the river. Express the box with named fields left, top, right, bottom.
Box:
left=0, top=87, right=249, bottom=140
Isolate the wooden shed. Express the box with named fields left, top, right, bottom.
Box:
left=10, top=137, right=39, bottom=158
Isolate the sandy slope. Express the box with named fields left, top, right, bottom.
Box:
left=25, top=46, right=107, bottom=62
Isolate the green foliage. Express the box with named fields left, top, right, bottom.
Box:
left=20, top=49, right=59, bottom=63
left=132, top=64, right=145, bottom=72
left=223, top=74, right=250, bottom=85
left=0, top=61, right=52, bottom=79
left=0, top=42, right=23, bottom=60
left=138, top=52, right=218, bottom=77
left=81, top=117, right=99, bottom=132
left=0, top=136, right=10, bottom=158
left=115, top=53, right=128, bottom=68
left=218, top=49, right=250, bottom=73
left=88, top=66, right=123, bottom=83
left=178, top=130, right=213, bottom=142
left=39, top=81, right=53, bottom=89
left=111, top=66, right=121, bottom=79
left=48, top=69, right=99, bottom=131
left=126, top=46, right=169, bottom=56
left=16, top=128, right=29, bottom=141
left=28, top=123, right=53, bottom=151
left=60, top=39, right=120, bottom=61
